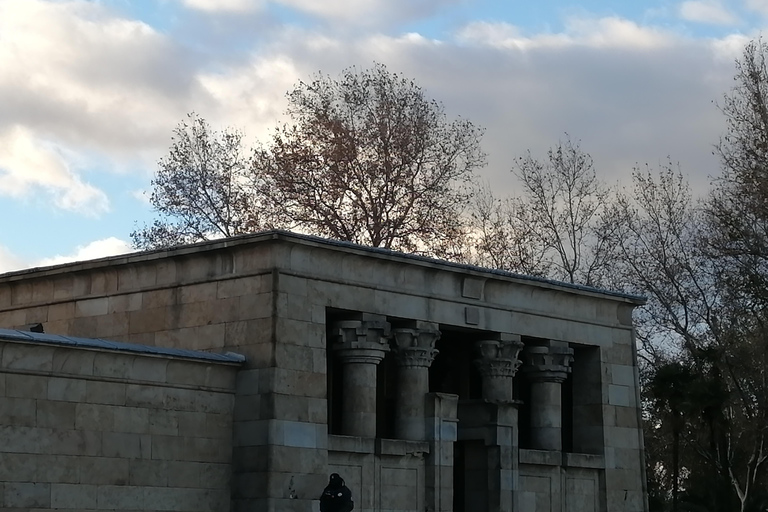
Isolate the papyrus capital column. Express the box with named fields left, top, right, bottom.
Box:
left=392, top=321, right=440, bottom=440
left=332, top=314, right=391, bottom=438
left=474, top=334, right=524, bottom=404
left=522, top=340, right=574, bottom=451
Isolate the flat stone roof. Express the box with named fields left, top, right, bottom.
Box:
left=0, top=230, right=646, bottom=304
left=0, top=328, right=246, bottom=364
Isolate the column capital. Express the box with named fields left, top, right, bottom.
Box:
left=474, top=335, right=524, bottom=379
left=474, top=334, right=523, bottom=403
left=331, top=314, right=391, bottom=358
left=522, top=340, right=574, bottom=383
left=392, top=321, right=440, bottom=368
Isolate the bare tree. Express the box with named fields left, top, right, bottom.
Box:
left=131, top=114, right=266, bottom=250
left=468, top=183, right=551, bottom=276
left=511, top=136, right=613, bottom=286
left=257, top=63, right=485, bottom=258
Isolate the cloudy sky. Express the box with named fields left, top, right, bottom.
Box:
left=0, top=0, right=762, bottom=273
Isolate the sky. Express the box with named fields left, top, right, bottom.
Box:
left=0, top=0, right=764, bottom=273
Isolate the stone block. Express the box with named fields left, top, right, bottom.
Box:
left=51, top=483, right=98, bottom=509
left=25, top=305, right=49, bottom=324
left=615, top=406, right=640, bottom=428
left=130, top=357, right=168, bottom=383
left=128, top=307, right=168, bottom=334
left=37, top=399, right=77, bottom=429
left=90, top=269, right=119, bottom=295
left=3, top=482, right=51, bottom=508
left=11, top=282, right=33, bottom=305
left=75, top=403, right=116, bottom=431
left=75, top=297, right=109, bottom=317
left=126, top=384, right=167, bottom=409
left=86, top=380, right=126, bottom=405
left=102, top=432, right=150, bottom=459
left=286, top=293, right=314, bottom=322
left=274, top=343, right=314, bottom=373
left=108, top=293, right=143, bottom=313
left=52, top=274, right=76, bottom=301
left=48, top=377, right=87, bottom=402
left=142, top=288, right=178, bottom=309
left=218, top=277, right=259, bottom=299
left=608, top=385, right=631, bottom=407
left=1, top=343, right=54, bottom=371
left=94, top=352, right=133, bottom=379
left=0, top=397, right=37, bottom=426
left=149, top=409, right=179, bottom=436
left=52, top=428, right=102, bottom=456
left=180, top=282, right=219, bottom=304
left=79, top=457, right=130, bottom=485
left=225, top=319, right=273, bottom=351
left=234, top=394, right=261, bottom=422
left=52, top=348, right=95, bottom=375
left=195, top=322, right=227, bottom=350
left=205, top=413, right=233, bottom=439
left=129, top=459, right=168, bottom=486
left=200, top=463, right=232, bottom=489
left=5, top=373, right=48, bottom=399
left=605, top=427, right=642, bottom=450
left=37, top=454, right=82, bottom=483
left=167, top=460, right=201, bottom=488
left=0, top=452, right=37, bottom=482
left=118, top=264, right=157, bottom=291
left=0, top=286, right=10, bottom=308
left=178, top=410, right=208, bottom=437
left=113, top=406, right=150, bottom=434
left=97, top=484, right=146, bottom=510
left=0, top=309, right=25, bottom=329
left=238, top=293, right=273, bottom=320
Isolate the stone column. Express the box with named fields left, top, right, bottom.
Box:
left=522, top=340, right=574, bottom=451
left=474, top=333, right=524, bottom=403
left=331, top=314, right=391, bottom=438
left=392, top=321, right=440, bottom=441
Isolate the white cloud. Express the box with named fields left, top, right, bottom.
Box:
left=0, top=126, right=110, bottom=215
left=180, top=0, right=263, bottom=12
left=0, top=246, right=28, bottom=274
left=679, top=0, right=739, bottom=25
left=745, top=0, right=768, bottom=16
left=38, top=237, right=133, bottom=267
left=457, top=17, right=676, bottom=50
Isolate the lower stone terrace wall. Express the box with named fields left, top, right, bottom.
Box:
left=518, top=450, right=605, bottom=512
left=328, top=436, right=428, bottom=512
left=0, top=335, right=241, bottom=512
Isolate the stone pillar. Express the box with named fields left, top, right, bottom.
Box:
left=522, top=340, right=574, bottom=451
left=425, top=392, right=459, bottom=512
left=331, top=314, right=391, bottom=438
left=474, top=334, right=524, bottom=403
left=392, top=321, right=440, bottom=441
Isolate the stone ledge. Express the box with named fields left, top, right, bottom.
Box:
left=519, top=449, right=606, bottom=469
left=519, top=449, right=561, bottom=466
left=564, top=452, right=605, bottom=469
left=328, top=434, right=375, bottom=454
left=376, top=438, right=429, bottom=456
left=326, top=435, right=430, bottom=456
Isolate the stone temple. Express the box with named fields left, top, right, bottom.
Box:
left=0, top=231, right=647, bottom=512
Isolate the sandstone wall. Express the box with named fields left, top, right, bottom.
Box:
left=0, top=333, right=241, bottom=512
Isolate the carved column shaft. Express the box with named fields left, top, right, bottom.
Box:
left=393, top=322, right=440, bottom=441
left=523, top=340, right=574, bottom=451
left=332, top=315, right=390, bottom=438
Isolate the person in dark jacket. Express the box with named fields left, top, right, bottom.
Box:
left=320, top=473, right=354, bottom=512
